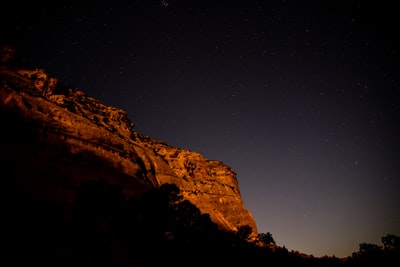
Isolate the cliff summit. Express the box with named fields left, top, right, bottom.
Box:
left=0, top=46, right=258, bottom=238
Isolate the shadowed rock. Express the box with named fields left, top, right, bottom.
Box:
left=0, top=59, right=258, bottom=238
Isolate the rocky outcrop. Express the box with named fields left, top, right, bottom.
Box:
left=134, top=135, right=258, bottom=234
left=0, top=63, right=258, bottom=236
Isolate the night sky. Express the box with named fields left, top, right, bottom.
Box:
left=2, top=0, right=399, bottom=257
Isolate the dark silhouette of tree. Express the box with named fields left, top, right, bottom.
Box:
left=235, top=225, right=253, bottom=241
left=346, top=234, right=400, bottom=267
left=381, top=234, right=400, bottom=266
left=258, top=231, right=276, bottom=246
left=358, top=242, right=382, bottom=255
left=18, top=178, right=400, bottom=267
left=382, top=234, right=400, bottom=251
left=173, top=199, right=202, bottom=233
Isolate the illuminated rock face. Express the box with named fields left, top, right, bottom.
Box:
left=0, top=65, right=258, bottom=236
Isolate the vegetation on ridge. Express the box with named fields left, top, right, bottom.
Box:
left=6, top=179, right=399, bottom=266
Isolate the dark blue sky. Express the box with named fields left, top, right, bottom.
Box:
left=2, top=0, right=399, bottom=257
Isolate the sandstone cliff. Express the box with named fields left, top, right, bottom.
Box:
left=0, top=58, right=258, bottom=236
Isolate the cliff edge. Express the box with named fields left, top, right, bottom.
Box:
left=0, top=48, right=258, bottom=237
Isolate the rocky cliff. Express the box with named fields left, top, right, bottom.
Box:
left=0, top=53, right=258, bottom=237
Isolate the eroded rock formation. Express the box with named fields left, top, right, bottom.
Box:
left=0, top=61, right=258, bottom=237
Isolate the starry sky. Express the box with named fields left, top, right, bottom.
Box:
left=2, top=0, right=399, bottom=258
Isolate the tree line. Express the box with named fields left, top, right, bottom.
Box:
left=6, top=179, right=399, bottom=266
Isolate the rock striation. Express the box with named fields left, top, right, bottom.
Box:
left=0, top=55, right=258, bottom=237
